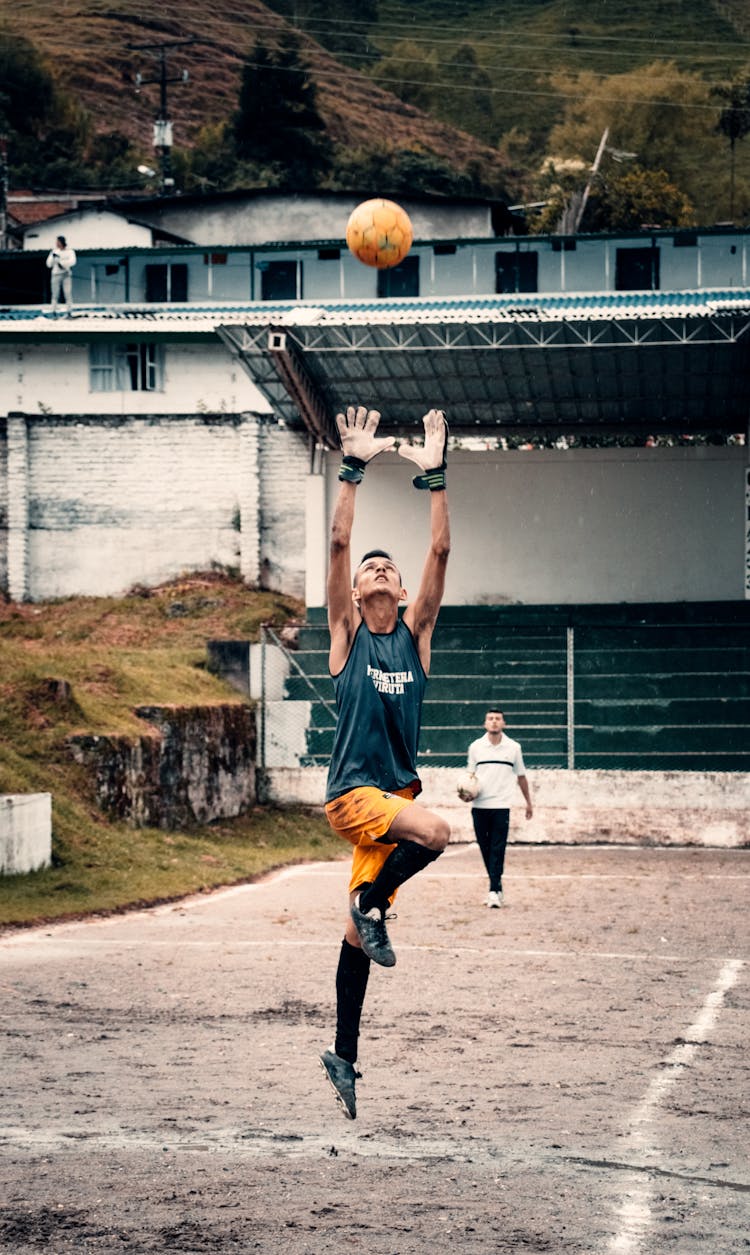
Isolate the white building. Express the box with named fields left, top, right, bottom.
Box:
left=0, top=197, right=748, bottom=607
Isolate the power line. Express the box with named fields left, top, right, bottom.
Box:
left=233, top=56, right=731, bottom=112
left=236, top=10, right=750, bottom=54
left=228, top=19, right=750, bottom=84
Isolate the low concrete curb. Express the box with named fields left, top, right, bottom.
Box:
left=263, top=766, right=750, bottom=848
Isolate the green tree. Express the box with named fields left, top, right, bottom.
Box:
left=439, top=44, right=495, bottom=141
left=589, top=165, right=694, bottom=231
left=232, top=32, right=331, bottom=185
left=0, top=33, right=56, bottom=136
left=0, top=32, right=138, bottom=191
left=264, top=0, right=378, bottom=61
left=370, top=39, right=436, bottom=112
left=329, top=141, right=493, bottom=198
left=713, top=72, right=750, bottom=220
left=540, top=62, right=717, bottom=225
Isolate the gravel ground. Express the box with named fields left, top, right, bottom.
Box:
left=1, top=842, right=748, bottom=1254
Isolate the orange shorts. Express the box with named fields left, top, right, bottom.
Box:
left=324, top=785, right=416, bottom=898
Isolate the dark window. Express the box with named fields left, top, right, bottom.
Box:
left=615, top=247, right=660, bottom=291
left=318, top=248, right=340, bottom=260
left=433, top=243, right=457, bottom=256
left=260, top=260, right=300, bottom=300
left=0, top=255, right=48, bottom=304
left=144, top=262, right=188, bottom=302
left=377, top=255, right=419, bottom=298
left=204, top=252, right=228, bottom=264
left=673, top=232, right=697, bottom=248
left=495, top=251, right=538, bottom=293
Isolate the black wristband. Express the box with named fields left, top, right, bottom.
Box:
left=412, top=467, right=447, bottom=491
left=338, top=455, right=367, bottom=484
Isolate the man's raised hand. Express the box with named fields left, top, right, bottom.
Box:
left=398, top=409, right=448, bottom=490
left=337, top=405, right=395, bottom=484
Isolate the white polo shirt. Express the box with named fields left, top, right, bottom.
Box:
left=467, top=732, right=526, bottom=809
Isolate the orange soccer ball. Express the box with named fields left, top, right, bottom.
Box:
left=345, top=198, right=413, bottom=269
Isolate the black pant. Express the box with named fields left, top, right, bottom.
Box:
left=471, top=808, right=510, bottom=891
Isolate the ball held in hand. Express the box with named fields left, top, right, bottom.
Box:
left=456, top=771, right=480, bottom=802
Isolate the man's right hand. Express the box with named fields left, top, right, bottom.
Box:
left=336, top=405, right=395, bottom=463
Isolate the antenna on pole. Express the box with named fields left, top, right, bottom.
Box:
left=129, top=38, right=193, bottom=194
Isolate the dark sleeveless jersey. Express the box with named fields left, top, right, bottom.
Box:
left=325, top=618, right=427, bottom=803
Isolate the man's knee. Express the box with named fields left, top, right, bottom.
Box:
left=420, top=813, right=450, bottom=853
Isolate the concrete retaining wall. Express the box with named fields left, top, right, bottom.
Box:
left=262, top=766, right=750, bottom=848
left=0, top=794, right=52, bottom=874
left=69, top=704, right=257, bottom=829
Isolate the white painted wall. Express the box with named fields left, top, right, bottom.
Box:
left=0, top=341, right=272, bottom=417
left=23, top=211, right=154, bottom=251
left=0, top=794, right=52, bottom=874
left=133, top=194, right=493, bottom=247
left=323, top=445, right=748, bottom=604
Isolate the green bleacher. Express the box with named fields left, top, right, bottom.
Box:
left=282, top=604, right=750, bottom=772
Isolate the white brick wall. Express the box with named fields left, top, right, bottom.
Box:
left=258, top=422, right=309, bottom=597
left=0, top=417, right=8, bottom=589
left=0, top=412, right=310, bottom=600
left=6, top=415, right=30, bottom=601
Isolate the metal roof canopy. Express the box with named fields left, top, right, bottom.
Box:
left=217, top=294, right=750, bottom=446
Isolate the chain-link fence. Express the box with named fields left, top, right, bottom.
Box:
left=255, top=607, right=750, bottom=775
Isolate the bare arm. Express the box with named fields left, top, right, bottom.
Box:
left=401, top=410, right=450, bottom=674
left=327, top=480, right=360, bottom=675
left=517, top=774, right=533, bottom=819
left=327, top=405, right=394, bottom=674
left=402, top=490, right=449, bottom=674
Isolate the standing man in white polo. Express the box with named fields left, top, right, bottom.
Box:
left=465, top=707, right=533, bottom=906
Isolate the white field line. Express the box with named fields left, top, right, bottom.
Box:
left=0, top=937, right=744, bottom=968
left=0, top=1121, right=499, bottom=1164
left=1, top=843, right=746, bottom=942
left=606, top=958, right=744, bottom=1255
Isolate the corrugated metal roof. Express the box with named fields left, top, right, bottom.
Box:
left=2, top=290, right=748, bottom=438
left=2, top=289, right=749, bottom=330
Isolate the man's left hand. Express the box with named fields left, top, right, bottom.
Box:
left=399, top=410, right=448, bottom=490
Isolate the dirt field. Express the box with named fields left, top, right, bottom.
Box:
left=1, top=842, right=748, bottom=1254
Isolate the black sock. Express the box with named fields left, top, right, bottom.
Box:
left=334, top=938, right=371, bottom=1064
left=358, top=839, right=441, bottom=915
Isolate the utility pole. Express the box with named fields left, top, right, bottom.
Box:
left=570, top=128, right=609, bottom=235
left=130, top=39, right=193, bottom=195
left=0, top=135, right=9, bottom=251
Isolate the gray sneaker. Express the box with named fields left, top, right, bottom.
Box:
left=350, top=895, right=396, bottom=967
left=319, top=1048, right=361, bottom=1119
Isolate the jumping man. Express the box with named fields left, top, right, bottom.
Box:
left=319, top=403, right=451, bottom=1119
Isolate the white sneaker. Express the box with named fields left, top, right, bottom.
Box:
left=486, top=890, right=503, bottom=908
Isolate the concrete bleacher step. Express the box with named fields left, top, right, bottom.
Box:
left=574, top=646, right=749, bottom=673
left=261, top=602, right=750, bottom=773
left=283, top=675, right=567, bottom=703
left=576, top=673, right=750, bottom=699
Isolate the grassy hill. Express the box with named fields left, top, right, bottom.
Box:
left=368, top=0, right=750, bottom=136
left=6, top=0, right=514, bottom=192
left=9, top=0, right=750, bottom=216
left=0, top=573, right=344, bottom=930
